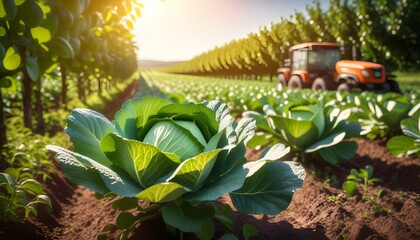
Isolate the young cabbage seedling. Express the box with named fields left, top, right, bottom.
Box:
left=342, top=165, right=381, bottom=198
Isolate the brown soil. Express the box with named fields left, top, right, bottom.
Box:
left=240, top=139, right=420, bottom=240
left=1, top=80, right=419, bottom=239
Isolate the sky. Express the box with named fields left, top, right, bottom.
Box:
left=134, top=0, right=328, bottom=61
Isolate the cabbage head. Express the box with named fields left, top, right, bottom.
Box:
left=47, top=97, right=304, bottom=233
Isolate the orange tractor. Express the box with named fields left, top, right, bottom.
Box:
left=277, top=42, right=400, bottom=92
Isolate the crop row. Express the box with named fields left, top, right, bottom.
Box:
left=142, top=71, right=419, bottom=158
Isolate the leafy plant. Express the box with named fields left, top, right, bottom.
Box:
left=342, top=165, right=381, bottom=198
left=326, top=195, right=339, bottom=203
left=342, top=165, right=391, bottom=215
left=2, top=120, right=56, bottom=182
left=245, top=100, right=360, bottom=166
left=0, top=168, right=52, bottom=223
left=47, top=96, right=305, bottom=238
left=387, top=103, right=420, bottom=157
left=98, top=197, right=258, bottom=240
left=358, top=93, right=412, bottom=139
left=364, top=189, right=392, bottom=215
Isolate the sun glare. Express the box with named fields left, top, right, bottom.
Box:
left=138, top=0, right=161, bottom=16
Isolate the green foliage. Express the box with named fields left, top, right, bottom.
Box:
left=142, top=71, right=419, bottom=150
left=342, top=166, right=391, bottom=215
left=366, top=189, right=392, bottom=215
left=48, top=96, right=305, bottom=238
left=96, top=195, right=259, bottom=240
left=387, top=103, right=420, bottom=157
left=97, top=197, right=160, bottom=240
left=342, top=165, right=381, bottom=198
left=326, top=195, right=339, bottom=203
left=98, top=197, right=257, bottom=240
left=141, top=71, right=278, bottom=116
left=0, top=168, right=52, bottom=223
left=2, top=120, right=56, bottom=182
left=244, top=100, right=360, bottom=167
left=0, top=0, right=141, bottom=148
left=2, top=47, right=21, bottom=71
left=358, top=93, right=413, bottom=139
left=162, top=0, right=420, bottom=76
left=48, top=37, right=74, bottom=59
left=24, top=56, right=40, bottom=81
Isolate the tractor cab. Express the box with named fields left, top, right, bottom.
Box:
left=278, top=42, right=340, bottom=90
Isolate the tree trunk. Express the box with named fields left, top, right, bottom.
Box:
left=60, top=65, right=67, bottom=108
left=22, top=69, right=33, bottom=130
left=87, top=79, right=92, bottom=95
left=35, top=78, right=44, bottom=134
left=0, top=89, right=7, bottom=151
left=77, top=77, right=85, bottom=102
left=105, top=79, right=109, bottom=92
left=97, top=77, right=102, bottom=97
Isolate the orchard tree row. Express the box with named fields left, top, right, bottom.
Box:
left=0, top=0, right=142, bottom=150
left=163, top=0, right=419, bottom=79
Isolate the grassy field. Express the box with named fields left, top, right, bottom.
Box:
left=394, top=71, right=420, bottom=82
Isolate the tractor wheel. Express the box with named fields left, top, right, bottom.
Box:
left=288, top=75, right=303, bottom=90
left=312, top=77, right=328, bottom=92
left=387, top=79, right=401, bottom=93
left=337, top=82, right=351, bottom=92
left=277, top=74, right=287, bottom=91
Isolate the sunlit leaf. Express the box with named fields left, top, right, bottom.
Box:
left=3, top=47, right=21, bottom=71
left=101, top=133, right=179, bottom=188
left=14, top=0, right=25, bottom=6
left=401, top=117, right=420, bottom=139
left=125, top=19, right=134, bottom=30
left=0, top=26, right=6, bottom=36
left=31, top=26, right=51, bottom=44
left=136, top=182, right=187, bottom=203
left=387, top=135, right=420, bottom=157
left=0, top=172, right=16, bottom=187
left=168, top=150, right=221, bottom=191
left=114, top=96, right=172, bottom=139
left=19, top=179, right=43, bottom=195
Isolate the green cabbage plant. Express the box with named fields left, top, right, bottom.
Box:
left=245, top=100, right=360, bottom=166
left=387, top=103, right=420, bottom=157
left=358, top=93, right=412, bottom=139
left=47, top=96, right=304, bottom=237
